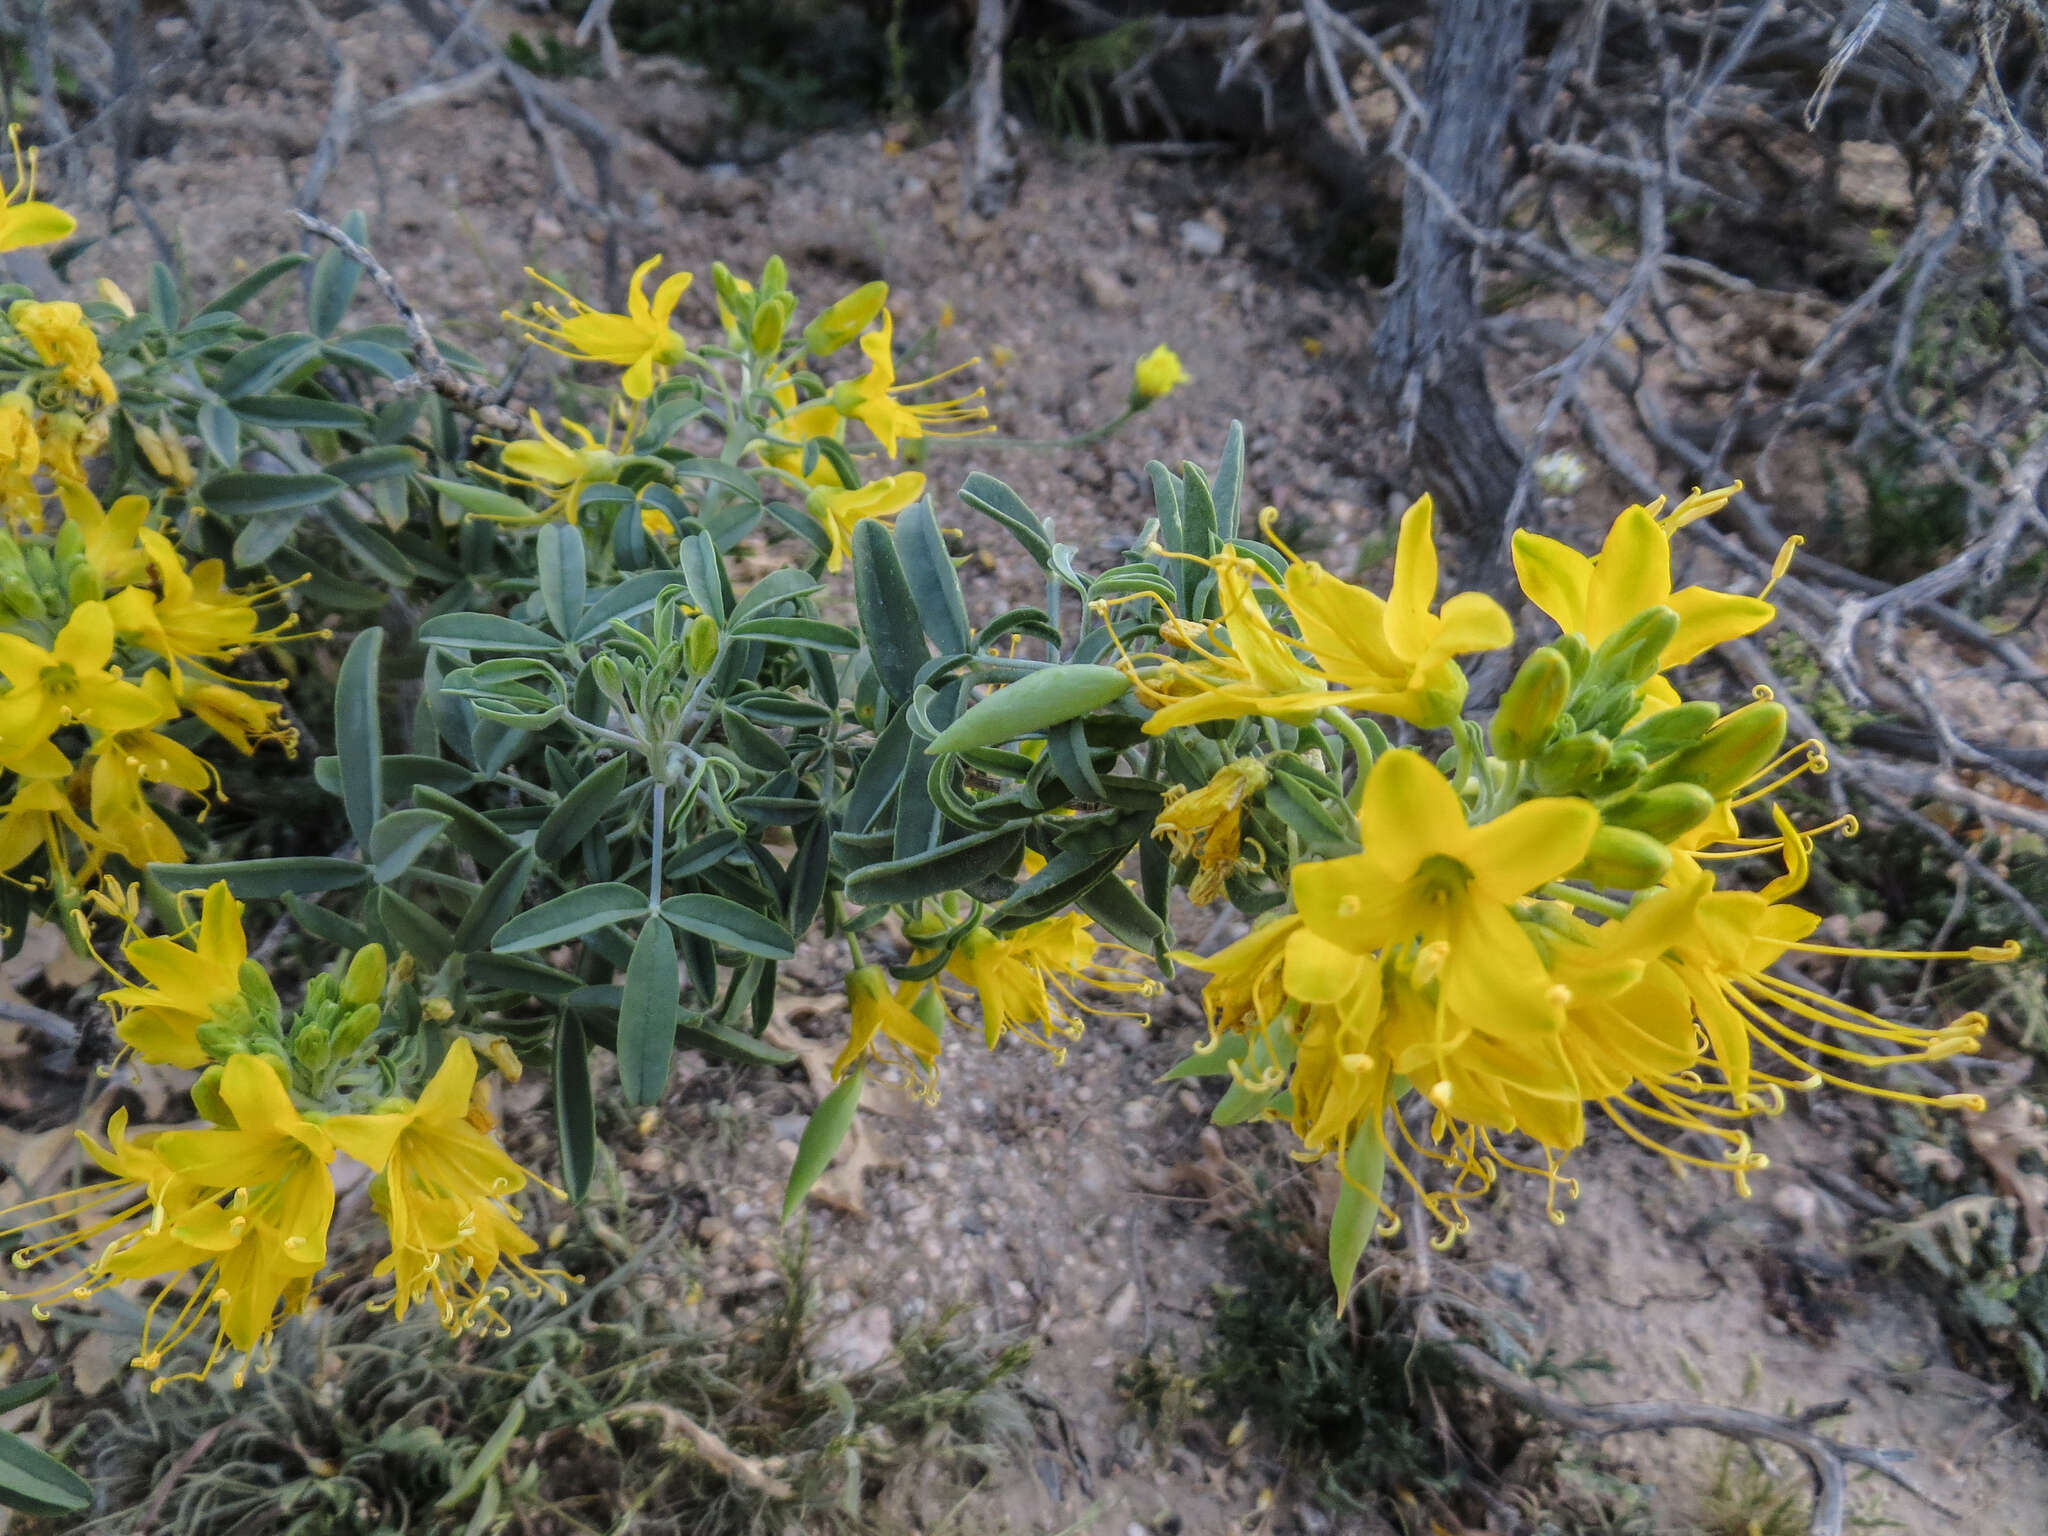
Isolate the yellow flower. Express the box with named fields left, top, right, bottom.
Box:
left=1154, top=758, right=1267, bottom=904
left=834, top=964, right=941, bottom=1094
left=0, top=392, right=40, bottom=530
left=640, top=505, right=675, bottom=538
left=178, top=677, right=298, bottom=756
left=808, top=471, right=926, bottom=573
left=827, top=311, right=989, bottom=456
left=0, top=1109, right=186, bottom=1304
left=483, top=411, right=621, bottom=523
left=758, top=395, right=850, bottom=488
left=0, top=601, right=167, bottom=757
left=327, top=1039, right=561, bottom=1334
left=8, top=299, right=116, bottom=406
left=509, top=255, right=691, bottom=400
left=55, top=481, right=152, bottom=589
left=1291, top=748, right=1599, bottom=1041
left=0, top=773, right=104, bottom=882
left=1510, top=487, right=1784, bottom=706
left=36, top=408, right=106, bottom=482
left=1131, top=344, right=1188, bottom=403
left=107, top=529, right=298, bottom=674
left=98, top=880, right=247, bottom=1068
left=1187, top=912, right=1299, bottom=1040
left=942, top=913, right=1155, bottom=1058
left=0, top=125, right=75, bottom=253
left=88, top=717, right=217, bottom=870
left=1123, top=501, right=1510, bottom=732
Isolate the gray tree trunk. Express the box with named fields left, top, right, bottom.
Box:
left=1368, top=0, right=1532, bottom=536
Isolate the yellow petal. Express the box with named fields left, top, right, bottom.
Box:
left=1284, top=927, right=1368, bottom=1003
left=1383, top=496, right=1440, bottom=661
left=1512, top=529, right=1593, bottom=634
left=1291, top=852, right=1401, bottom=950
left=1412, top=590, right=1513, bottom=674
left=1463, top=795, right=1600, bottom=902
left=1281, top=563, right=1405, bottom=687
left=1358, top=748, right=1470, bottom=880
left=1583, top=506, right=1673, bottom=640
left=1662, top=586, right=1774, bottom=667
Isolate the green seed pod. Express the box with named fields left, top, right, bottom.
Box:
left=293, top=1022, right=332, bottom=1072
left=924, top=665, right=1133, bottom=755
left=1490, top=648, right=1573, bottom=761
left=1569, top=825, right=1674, bottom=890
left=1646, top=700, right=1790, bottom=798
left=684, top=612, right=721, bottom=676
left=331, top=1001, right=382, bottom=1058
left=238, top=958, right=281, bottom=1025
left=1586, top=605, right=1680, bottom=689
left=190, top=1065, right=236, bottom=1127
left=341, top=942, right=388, bottom=1008
left=1615, top=699, right=1721, bottom=763
left=1601, top=781, right=1717, bottom=842
left=1532, top=731, right=1612, bottom=795
left=803, top=280, right=889, bottom=356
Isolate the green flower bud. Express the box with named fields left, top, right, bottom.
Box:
left=2, top=577, right=44, bottom=620
left=238, top=959, right=281, bottom=1025
left=1490, top=648, right=1573, bottom=760
left=683, top=613, right=720, bottom=676
left=1569, top=825, right=1674, bottom=890
left=758, top=253, right=788, bottom=299
left=52, top=520, right=83, bottom=564
left=65, top=560, right=99, bottom=609
left=256, top=1050, right=294, bottom=1089
left=710, top=261, right=746, bottom=319
left=1585, top=745, right=1649, bottom=800
left=332, top=1001, right=382, bottom=1058
left=1532, top=731, right=1612, bottom=795
left=293, top=1022, right=332, bottom=1072
left=1614, top=700, right=1721, bottom=763
left=1552, top=634, right=1591, bottom=683
left=803, top=280, right=888, bottom=356
left=908, top=984, right=947, bottom=1036
left=750, top=299, right=786, bottom=355
left=341, top=942, right=388, bottom=1008
left=1601, top=782, right=1716, bottom=842
left=1586, top=605, right=1680, bottom=689
left=195, top=1020, right=248, bottom=1060
left=190, top=1065, right=236, bottom=1127
left=1645, top=700, right=1789, bottom=799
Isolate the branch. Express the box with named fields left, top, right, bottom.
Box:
left=609, top=1404, right=795, bottom=1498
left=288, top=210, right=522, bottom=433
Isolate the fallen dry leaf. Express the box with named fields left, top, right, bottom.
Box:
left=1965, top=1094, right=2048, bottom=1273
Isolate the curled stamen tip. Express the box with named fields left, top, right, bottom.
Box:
left=1940, top=1093, right=1988, bottom=1112
left=1971, top=940, right=2023, bottom=963
left=1752, top=684, right=1774, bottom=700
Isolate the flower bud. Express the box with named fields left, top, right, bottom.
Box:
left=1552, top=633, right=1591, bottom=683
left=341, top=942, right=388, bottom=1007
left=684, top=612, right=720, bottom=676
left=190, top=1065, right=236, bottom=1127
left=238, top=958, right=281, bottom=1024
left=195, top=1018, right=248, bottom=1061
left=292, top=1022, right=332, bottom=1072
left=1532, top=731, right=1611, bottom=795
left=803, top=280, right=888, bottom=355
left=1586, top=605, right=1680, bottom=689
left=749, top=294, right=788, bottom=355
left=65, top=561, right=99, bottom=608
left=1614, top=700, right=1721, bottom=763
left=1130, top=344, right=1188, bottom=406
left=1646, top=700, right=1789, bottom=798
left=1569, top=825, right=1674, bottom=890
left=331, top=1002, right=382, bottom=1058
left=1490, top=648, right=1572, bottom=760
left=1600, top=782, right=1716, bottom=842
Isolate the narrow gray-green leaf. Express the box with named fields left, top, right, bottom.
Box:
left=618, top=919, right=681, bottom=1107
left=553, top=1014, right=596, bottom=1201
left=366, top=807, right=449, bottom=884
left=537, top=520, right=587, bottom=638
left=336, top=627, right=385, bottom=848
left=534, top=754, right=630, bottom=863
left=659, top=894, right=796, bottom=960
left=491, top=882, right=646, bottom=953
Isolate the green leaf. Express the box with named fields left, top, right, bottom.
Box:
left=958, top=472, right=1054, bottom=566
left=679, top=1017, right=796, bottom=1067
left=196, top=400, right=239, bottom=466
left=336, top=627, right=385, bottom=849
left=1075, top=871, right=1168, bottom=954
left=553, top=1012, right=596, bottom=1201
left=199, top=470, right=343, bottom=519
left=491, top=882, right=647, bottom=953
left=534, top=754, right=631, bottom=863
left=214, top=330, right=323, bottom=397
left=782, top=1068, right=862, bottom=1223
left=423, top=475, right=538, bottom=523
left=573, top=569, right=689, bottom=641
left=376, top=887, right=455, bottom=971
left=467, top=952, right=582, bottom=997
left=672, top=456, right=765, bottom=503
left=1180, top=460, right=1218, bottom=560
left=0, top=1424, right=91, bottom=1517
left=418, top=612, right=561, bottom=655
left=893, top=498, right=972, bottom=656
left=1329, top=1125, right=1387, bottom=1307
left=659, top=894, right=797, bottom=960
left=197, top=253, right=310, bottom=316
left=307, top=240, right=364, bottom=338
left=1213, top=420, right=1246, bottom=541
left=843, top=825, right=1024, bottom=907
left=678, top=530, right=728, bottom=621
left=537, top=520, right=587, bottom=638
left=326, top=444, right=421, bottom=486
left=1161, top=1030, right=1248, bottom=1081
left=727, top=615, right=859, bottom=653
left=618, top=919, right=680, bottom=1107
left=367, top=807, right=449, bottom=884
left=851, top=517, right=929, bottom=703
left=435, top=1397, right=526, bottom=1511
left=0, top=1376, right=56, bottom=1415
left=449, top=848, right=537, bottom=952
left=924, top=665, right=1130, bottom=755
left=150, top=857, right=371, bottom=899
left=231, top=393, right=373, bottom=430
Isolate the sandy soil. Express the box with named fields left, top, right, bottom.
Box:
left=33, top=3, right=2048, bottom=1532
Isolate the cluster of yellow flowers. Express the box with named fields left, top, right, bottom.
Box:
left=0, top=152, right=300, bottom=897
left=1, top=883, right=557, bottom=1388
left=499, top=253, right=1186, bottom=572
left=1117, top=490, right=2017, bottom=1237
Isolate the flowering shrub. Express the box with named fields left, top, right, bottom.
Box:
left=0, top=113, right=2019, bottom=1443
